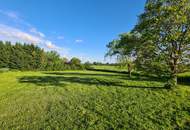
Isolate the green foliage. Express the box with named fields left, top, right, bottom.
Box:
left=106, top=32, right=140, bottom=57
left=134, top=0, right=190, bottom=86
left=67, top=57, right=83, bottom=70
left=0, top=41, right=11, bottom=68
left=0, top=70, right=189, bottom=129
left=106, top=32, right=141, bottom=77
left=84, top=61, right=93, bottom=69
left=0, top=41, right=85, bottom=71
left=70, top=57, right=81, bottom=65
left=107, top=0, right=190, bottom=86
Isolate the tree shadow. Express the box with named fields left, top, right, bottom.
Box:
left=44, top=72, right=124, bottom=77
left=87, top=68, right=128, bottom=74
left=85, top=68, right=190, bottom=86
left=178, top=76, right=190, bottom=86
left=87, top=68, right=164, bottom=79
left=18, top=75, right=166, bottom=90
left=44, top=71, right=165, bottom=83
left=18, top=76, right=67, bottom=87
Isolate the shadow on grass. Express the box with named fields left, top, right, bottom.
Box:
left=44, top=71, right=165, bottom=83
left=178, top=76, right=190, bottom=86
left=87, top=68, right=190, bottom=86
left=18, top=76, right=67, bottom=87
left=18, top=75, right=166, bottom=90
left=87, top=68, right=128, bottom=74
left=88, top=68, right=162, bottom=78
left=44, top=72, right=124, bottom=77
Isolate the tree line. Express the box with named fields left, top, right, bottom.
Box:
left=0, top=41, right=86, bottom=71
left=106, top=0, right=190, bottom=88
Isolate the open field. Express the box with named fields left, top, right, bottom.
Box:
left=0, top=69, right=190, bottom=130
left=1, top=0, right=190, bottom=129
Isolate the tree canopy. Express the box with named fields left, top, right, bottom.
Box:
left=106, top=0, right=190, bottom=87
left=0, top=41, right=86, bottom=71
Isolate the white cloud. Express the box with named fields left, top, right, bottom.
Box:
left=57, top=36, right=64, bottom=40
left=0, top=10, right=70, bottom=58
left=44, top=40, right=70, bottom=58
left=75, top=39, right=83, bottom=43
left=0, top=24, right=68, bottom=54
left=45, top=41, right=54, bottom=49
left=0, top=10, right=45, bottom=38
left=0, top=24, right=41, bottom=44
left=45, top=41, right=63, bottom=50
left=30, top=27, right=45, bottom=38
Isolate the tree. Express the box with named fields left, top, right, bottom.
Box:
left=117, top=55, right=133, bottom=77
left=69, top=57, right=82, bottom=70
left=70, top=57, right=81, bottom=65
left=106, top=32, right=140, bottom=77
left=62, top=57, right=69, bottom=64
left=0, top=41, right=84, bottom=71
left=134, top=0, right=190, bottom=87
left=38, top=49, right=47, bottom=70
left=84, top=61, right=92, bottom=70
left=0, top=41, right=10, bottom=68
left=45, top=51, right=61, bottom=71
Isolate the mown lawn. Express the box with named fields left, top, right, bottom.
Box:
left=91, top=65, right=127, bottom=72
left=0, top=70, right=190, bottom=130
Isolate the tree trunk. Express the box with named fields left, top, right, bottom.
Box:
left=169, top=56, right=178, bottom=87
left=128, top=63, right=132, bottom=78
left=129, top=70, right=132, bottom=78
left=171, top=74, right=177, bottom=86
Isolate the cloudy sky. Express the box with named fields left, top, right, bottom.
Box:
left=0, top=0, right=146, bottom=62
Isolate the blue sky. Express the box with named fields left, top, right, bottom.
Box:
left=0, top=0, right=146, bottom=62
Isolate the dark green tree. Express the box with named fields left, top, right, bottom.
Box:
left=0, top=41, right=10, bottom=68
left=0, top=41, right=84, bottom=71
left=134, top=0, right=190, bottom=87
left=70, top=57, right=81, bottom=65
left=106, top=32, right=140, bottom=77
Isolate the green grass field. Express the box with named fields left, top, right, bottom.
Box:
left=91, top=65, right=128, bottom=72
left=0, top=69, right=190, bottom=129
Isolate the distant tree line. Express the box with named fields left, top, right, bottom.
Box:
left=92, top=62, right=116, bottom=66
left=0, top=41, right=86, bottom=71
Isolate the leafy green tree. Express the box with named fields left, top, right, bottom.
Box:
left=0, top=41, right=10, bottom=68
left=69, top=57, right=82, bottom=70
left=134, top=0, right=190, bottom=87
left=0, top=41, right=84, bottom=71
left=62, top=57, right=69, bottom=64
left=84, top=61, right=92, bottom=70
left=38, top=49, right=47, bottom=70
left=9, top=43, right=21, bottom=69
left=106, top=32, right=140, bottom=77
left=70, top=57, right=81, bottom=65
left=22, top=43, right=33, bottom=70
left=45, top=51, right=61, bottom=71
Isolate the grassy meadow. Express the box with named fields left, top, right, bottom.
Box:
left=91, top=65, right=128, bottom=72
left=0, top=66, right=190, bottom=129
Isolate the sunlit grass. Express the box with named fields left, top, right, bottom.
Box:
left=0, top=70, right=189, bottom=129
